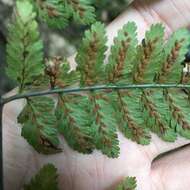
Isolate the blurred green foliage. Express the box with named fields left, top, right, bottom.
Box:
left=63, top=0, right=133, bottom=46
left=94, top=0, right=133, bottom=22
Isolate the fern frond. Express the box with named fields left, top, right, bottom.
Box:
left=65, top=0, right=96, bottom=25
left=88, top=92, right=119, bottom=158
left=33, top=0, right=69, bottom=28
left=24, top=164, right=58, bottom=190
left=106, top=22, right=138, bottom=83
left=164, top=90, right=190, bottom=139
left=6, top=0, right=44, bottom=92
left=7, top=10, right=190, bottom=159
left=76, top=22, right=107, bottom=86
left=141, top=90, right=177, bottom=142
left=114, top=90, right=151, bottom=145
left=115, top=176, right=137, bottom=190
left=158, top=28, right=190, bottom=83
left=18, top=97, right=61, bottom=154
left=105, top=23, right=150, bottom=145
left=56, top=95, right=95, bottom=153
left=133, top=24, right=164, bottom=83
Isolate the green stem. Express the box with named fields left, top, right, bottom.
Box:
left=1, top=84, right=190, bottom=106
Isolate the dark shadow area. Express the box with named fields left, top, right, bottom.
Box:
left=152, top=143, right=190, bottom=163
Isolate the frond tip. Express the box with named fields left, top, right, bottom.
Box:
left=106, top=21, right=138, bottom=83
left=76, top=22, right=107, bottom=86
left=133, top=24, right=164, bottom=83
left=6, top=0, right=44, bottom=92
left=158, top=28, right=190, bottom=83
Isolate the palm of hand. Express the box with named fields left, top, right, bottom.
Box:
left=3, top=0, right=190, bottom=190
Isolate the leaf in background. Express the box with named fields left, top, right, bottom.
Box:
left=6, top=0, right=44, bottom=92
left=34, top=0, right=70, bottom=28
left=115, top=176, right=137, bottom=190
left=133, top=24, right=164, bottom=83
left=65, top=0, right=96, bottom=25
left=24, top=164, right=58, bottom=190
left=158, top=28, right=190, bottom=83
left=56, top=95, right=95, bottom=153
left=76, top=22, right=107, bottom=86
left=106, top=22, right=138, bottom=84
left=18, top=97, right=61, bottom=154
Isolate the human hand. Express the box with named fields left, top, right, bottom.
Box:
left=3, top=0, right=190, bottom=189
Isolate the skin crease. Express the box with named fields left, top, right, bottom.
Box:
left=3, top=0, right=190, bottom=189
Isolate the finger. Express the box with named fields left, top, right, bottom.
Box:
left=151, top=145, right=190, bottom=190
left=148, top=134, right=190, bottom=160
